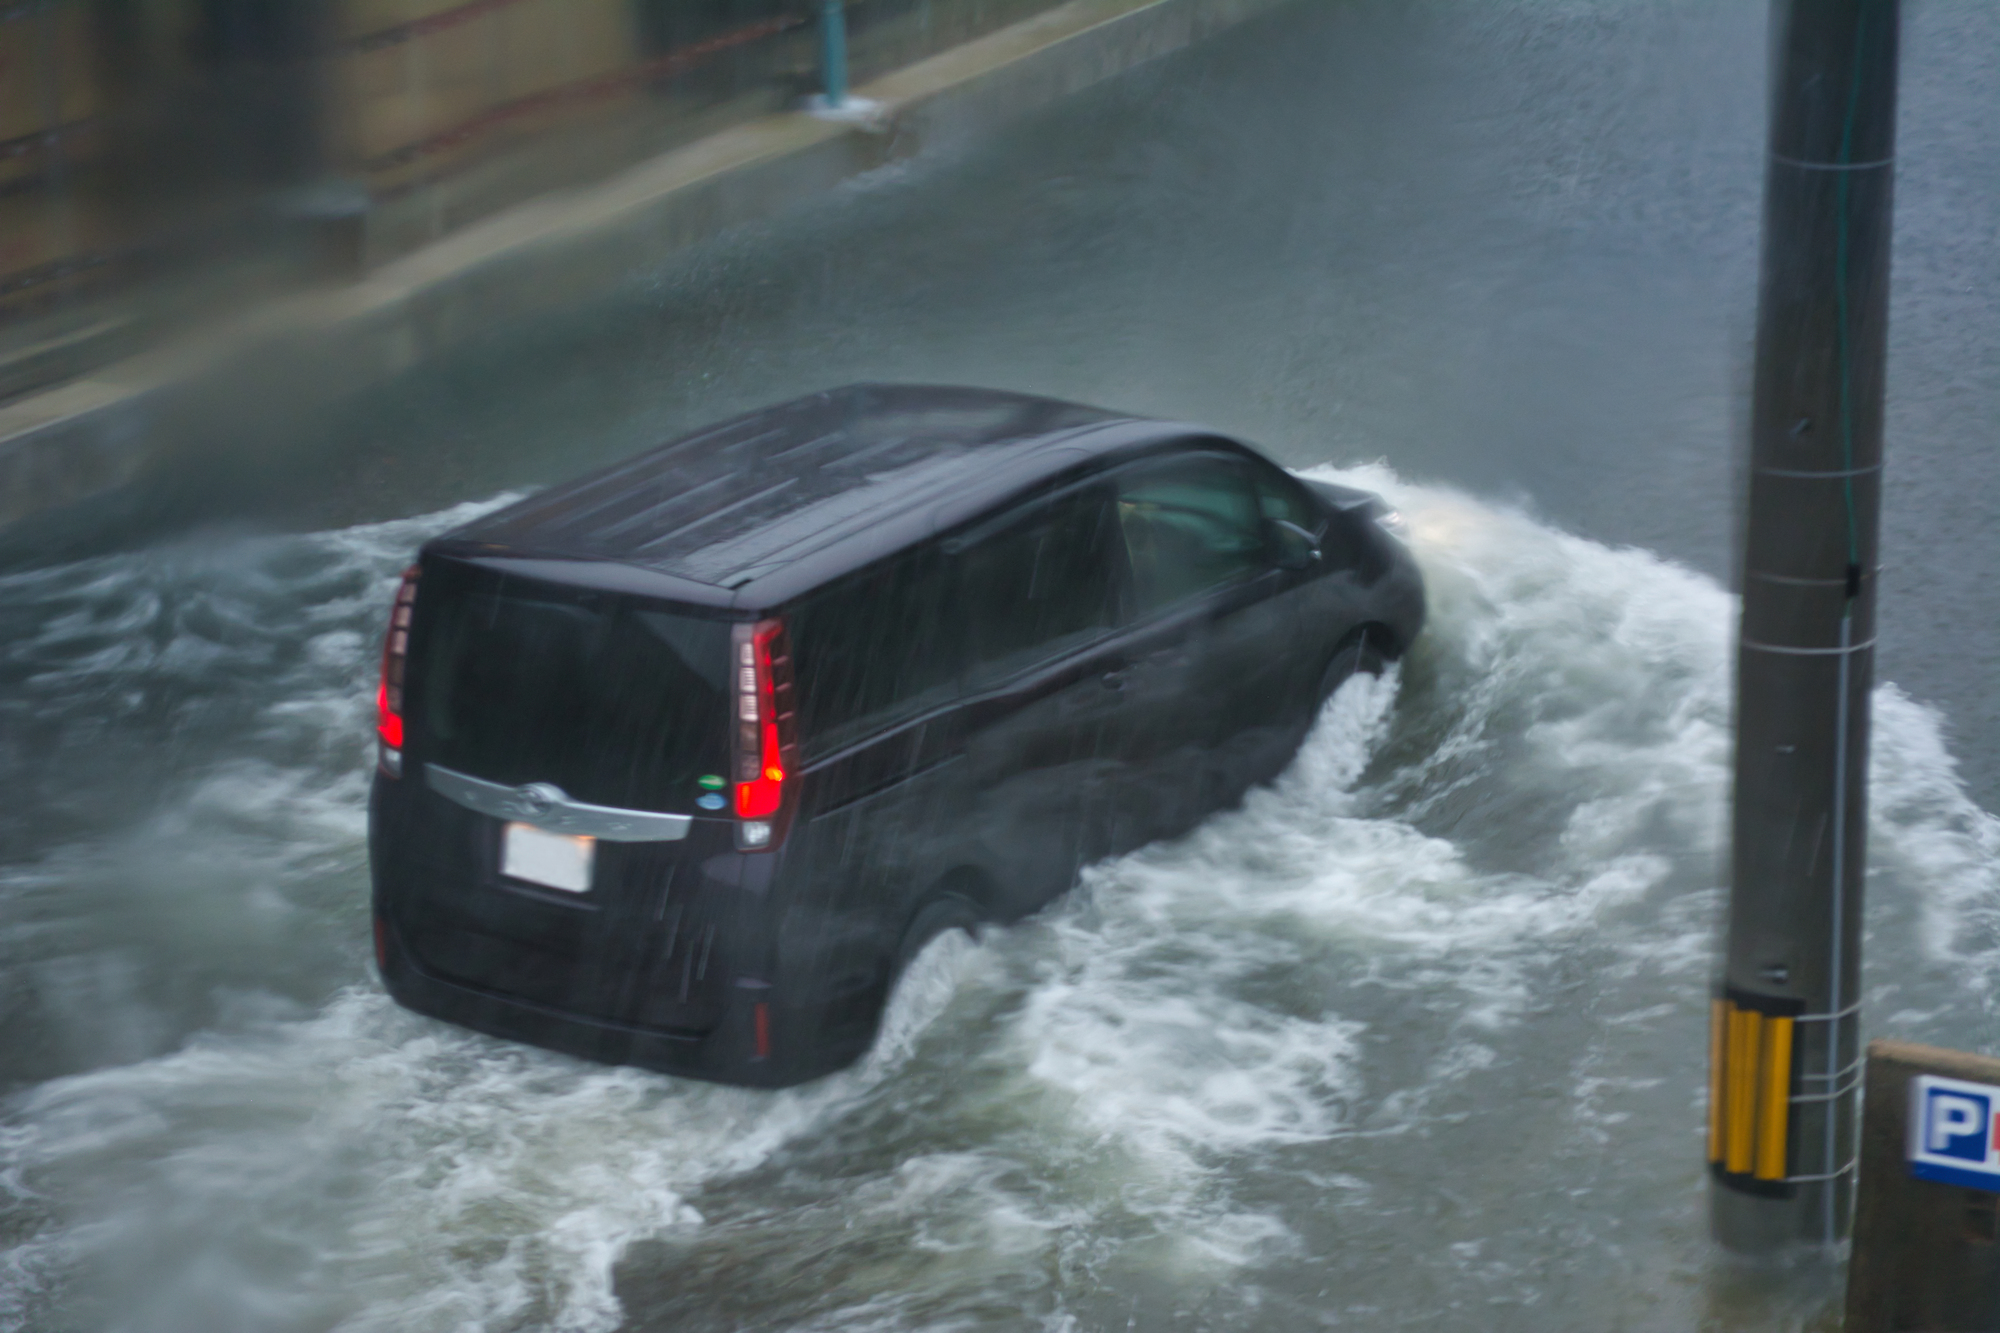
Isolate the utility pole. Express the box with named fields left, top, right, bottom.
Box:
left=1709, top=0, right=1899, bottom=1253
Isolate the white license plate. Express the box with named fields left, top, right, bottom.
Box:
left=502, top=822, right=595, bottom=893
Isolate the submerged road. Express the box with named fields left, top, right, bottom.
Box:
left=2, top=1, right=1996, bottom=1330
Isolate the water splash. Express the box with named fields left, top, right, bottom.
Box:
left=1, top=471, right=1994, bottom=1333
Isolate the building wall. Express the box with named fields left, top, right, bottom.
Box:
left=0, top=0, right=1072, bottom=398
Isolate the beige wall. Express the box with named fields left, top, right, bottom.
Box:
left=0, top=0, right=1073, bottom=394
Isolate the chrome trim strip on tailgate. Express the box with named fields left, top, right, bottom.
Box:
left=426, top=764, right=694, bottom=842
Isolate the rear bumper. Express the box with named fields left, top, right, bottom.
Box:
left=374, top=906, right=857, bottom=1088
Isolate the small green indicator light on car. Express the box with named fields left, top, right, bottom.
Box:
left=698, top=774, right=725, bottom=790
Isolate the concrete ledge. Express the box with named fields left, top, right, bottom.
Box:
left=0, top=0, right=1289, bottom=534
left=1846, top=1039, right=2000, bottom=1333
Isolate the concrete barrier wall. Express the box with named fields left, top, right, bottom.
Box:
left=0, top=2, right=1080, bottom=405
left=0, top=0, right=1291, bottom=536
left=1845, top=1039, right=2000, bottom=1332
left=338, top=1, right=1072, bottom=262
left=0, top=1, right=1075, bottom=402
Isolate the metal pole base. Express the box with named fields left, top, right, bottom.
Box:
left=1713, top=1184, right=1808, bottom=1255
left=803, top=94, right=884, bottom=127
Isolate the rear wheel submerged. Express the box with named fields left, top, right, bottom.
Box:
left=848, top=891, right=982, bottom=1064
left=892, top=892, right=980, bottom=980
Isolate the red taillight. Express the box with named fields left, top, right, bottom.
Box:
left=375, top=565, right=420, bottom=775
left=735, top=721, right=784, bottom=817
left=375, top=679, right=403, bottom=749
left=733, top=618, right=795, bottom=841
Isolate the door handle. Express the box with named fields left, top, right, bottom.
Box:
left=1101, top=670, right=1127, bottom=691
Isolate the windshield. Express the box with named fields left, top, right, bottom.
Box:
left=411, top=561, right=731, bottom=813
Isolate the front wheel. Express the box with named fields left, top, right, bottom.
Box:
left=1315, top=630, right=1391, bottom=707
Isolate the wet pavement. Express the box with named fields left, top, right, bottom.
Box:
left=2, top=1, right=1996, bottom=1329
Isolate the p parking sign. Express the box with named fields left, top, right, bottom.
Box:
left=1908, top=1074, right=2000, bottom=1192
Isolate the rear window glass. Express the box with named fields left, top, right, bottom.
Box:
left=412, top=564, right=731, bottom=813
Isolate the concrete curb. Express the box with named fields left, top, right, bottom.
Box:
left=0, top=0, right=1289, bottom=533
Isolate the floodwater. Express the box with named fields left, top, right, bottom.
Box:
left=2, top=1, right=1996, bottom=1330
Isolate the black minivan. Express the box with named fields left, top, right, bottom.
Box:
left=369, top=385, right=1423, bottom=1086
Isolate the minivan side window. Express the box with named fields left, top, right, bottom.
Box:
left=957, top=488, right=1120, bottom=687
left=791, top=547, right=958, bottom=757
left=1115, top=454, right=1265, bottom=618
left=1252, top=463, right=1320, bottom=533
left=1250, top=459, right=1362, bottom=569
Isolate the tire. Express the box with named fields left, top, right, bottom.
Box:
left=891, top=893, right=980, bottom=980
left=1315, top=629, right=1391, bottom=707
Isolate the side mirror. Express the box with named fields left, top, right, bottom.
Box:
left=1266, top=519, right=1321, bottom=571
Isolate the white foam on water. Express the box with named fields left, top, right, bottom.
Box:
left=1009, top=467, right=1731, bottom=1162
left=989, top=465, right=1998, bottom=1315
left=0, top=497, right=533, bottom=1084
left=5, top=474, right=1998, bottom=1333
left=0, top=488, right=997, bottom=1332
left=868, top=925, right=988, bottom=1075
left=1012, top=678, right=1395, bottom=1167
left=2, top=985, right=970, bottom=1333
left=1867, top=685, right=2000, bottom=1001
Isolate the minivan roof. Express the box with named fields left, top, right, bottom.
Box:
left=432, top=385, right=1226, bottom=606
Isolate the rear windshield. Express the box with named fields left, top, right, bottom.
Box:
left=411, top=562, right=731, bottom=813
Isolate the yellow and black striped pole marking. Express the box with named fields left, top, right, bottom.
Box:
left=1708, top=990, right=1803, bottom=1193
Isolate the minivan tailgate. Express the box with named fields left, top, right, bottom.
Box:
left=390, top=794, right=737, bottom=1034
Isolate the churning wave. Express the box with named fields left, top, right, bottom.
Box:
left=1, top=470, right=1993, bottom=1333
